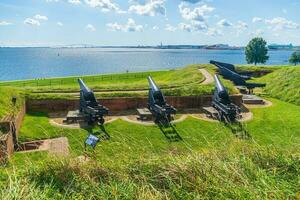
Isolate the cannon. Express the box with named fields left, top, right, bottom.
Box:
left=210, top=60, right=251, bottom=80
left=210, top=60, right=265, bottom=91
left=147, top=76, right=176, bottom=124
left=212, top=74, right=240, bottom=123
left=78, top=78, right=108, bottom=125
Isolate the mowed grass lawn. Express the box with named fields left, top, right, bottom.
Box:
left=1, top=98, right=299, bottom=199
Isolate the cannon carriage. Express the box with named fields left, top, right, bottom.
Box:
left=78, top=78, right=108, bottom=125
left=211, top=75, right=241, bottom=123
left=147, top=76, right=176, bottom=124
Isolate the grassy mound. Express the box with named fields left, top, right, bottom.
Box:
left=256, top=67, right=300, bottom=105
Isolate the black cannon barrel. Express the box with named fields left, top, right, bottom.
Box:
left=147, top=76, right=160, bottom=92
left=214, top=74, right=227, bottom=94
left=210, top=60, right=235, bottom=72
left=78, top=78, right=92, bottom=93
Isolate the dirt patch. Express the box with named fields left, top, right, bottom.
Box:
left=199, top=68, right=214, bottom=85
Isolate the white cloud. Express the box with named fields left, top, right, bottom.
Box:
left=252, top=17, right=263, bottom=23
left=69, top=0, right=81, bottom=4
left=206, top=28, right=223, bottom=36
left=217, top=19, right=232, bottom=27
left=250, top=29, right=264, bottom=36
left=34, top=14, right=48, bottom=21
left=129, top=0, right=166, bottom=16
left=85, top=0, right=124, bottom=13
left=236, top=21, right=248, bottom=29
left=165, top=24, right=177, bottom=32
left=57, top=22, right=63, bottom=26
left=178, top=2, right=213, bottom=32
left=85, top=24, right=96, bottom=31
left=179, top=3, right=214, bottom=22
left=265, top=17, right=299, bottom=30
left=106, top=18, right=143, bottom=32
left=24, top=18, right=40, bottom=26
left=0, top=21, right=12, bottom=26
left=152, top=26, right=159, bottom=30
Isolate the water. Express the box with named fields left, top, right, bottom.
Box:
left=0, top=47, right=293, bottom=81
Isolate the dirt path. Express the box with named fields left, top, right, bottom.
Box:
left=199, top=68, right=214, bottom=85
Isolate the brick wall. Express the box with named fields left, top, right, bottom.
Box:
left=26, top=95, right=243, bottom=112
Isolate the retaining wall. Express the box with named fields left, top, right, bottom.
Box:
left=26, top=95, right=243, bottom=112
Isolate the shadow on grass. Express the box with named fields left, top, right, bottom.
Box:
left=158, top=123, right=182, bottom=142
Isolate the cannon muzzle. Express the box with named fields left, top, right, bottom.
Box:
left=78, top=78, right=92, bottom=93
left=147, top=76, right=159, bottom=92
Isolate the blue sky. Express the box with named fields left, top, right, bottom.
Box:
left=0, top=0, right=299, bottom=46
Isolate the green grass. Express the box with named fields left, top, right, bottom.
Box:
left=255, top=67, right=300, bottom=105
left=0, top=65, right=205, bottom=92
left=0, top=87, right=24, bottom=119
left=1, top=98, right=300, bottom=199
left=0, top=64, right=239, bottom=100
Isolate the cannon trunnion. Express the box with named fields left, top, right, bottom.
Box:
left=147, top=76, right=176, bottom=124
left=212, top=75, right=240, bottom=123
left=78, top=78, right=108, bottom=125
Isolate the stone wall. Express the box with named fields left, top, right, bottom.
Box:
left=26, top=95, right=243, bottom=112
left=0, top=103, right=26, bottom=162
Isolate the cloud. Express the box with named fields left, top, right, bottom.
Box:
left=24, top=18, right=40, bottom=26
left=85, top=24, right=96, bottom=31
left=252, top=17, right=263, bottom=23
left=0, top=21, right=12, bottom=26
left=129, top=0, right=166, bottom=16
left=69, top=0, right=81, bottom=4
left=217, top=19, right=232, bottom=27
left=57, top=22, right=63, bottom=26
left=106, top=18, right=143, bottom=32
left=152, top=26, right=159, bottom=30
left=236, top=21, right=248, bottom=29
left=206, top=28, right=223, bottom=36
left=34, top=14, right=48, bottom=21
left=85, top=0, right=124, bottom=13
left=250, top=29, right=264, bottom=36
left=178, top=2, right=213, bottom=32
left=265, top=17, right=299, bottom=30
left=165, top=24, right=177, bottom=32
left=179, top=3, right=214, bottom=22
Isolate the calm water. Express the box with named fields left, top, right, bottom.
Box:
left=0, top=47, right=293, bottom=81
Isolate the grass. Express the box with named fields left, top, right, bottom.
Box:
left=0, top=87, right=24, bottom=119
left=255, top=67, right=300, bottom=105
left=1, top=98, right=300, bottom=199
left=0, top=64, right=239, bottom=99
left=1, top=64, right=300, bottom=199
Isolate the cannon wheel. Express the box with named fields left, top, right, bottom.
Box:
left=99, top=118, right=105, bottom=125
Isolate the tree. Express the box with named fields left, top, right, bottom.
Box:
left=245, top=37, right=269, bottom=65
left=289, top=51, right=300, bottom=66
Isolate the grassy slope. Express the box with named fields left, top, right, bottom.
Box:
left=0, top=87, right=24, bottom=119
left=256, top=67, right=300, bottom=105
left=0, top=64, right=239, bottom=99
left=1, top=98, right=300, bottom=199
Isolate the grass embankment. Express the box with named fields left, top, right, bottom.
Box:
left=0, top=87, right=24, bottom=119
left=256, top=67, right=300, bottom=105
left=1, top=98, right=300, bottom=199
left=0, top=65, right=238, bottom=99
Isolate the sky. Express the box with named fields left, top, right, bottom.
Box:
left=0, top=0, right=299, bottom=47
